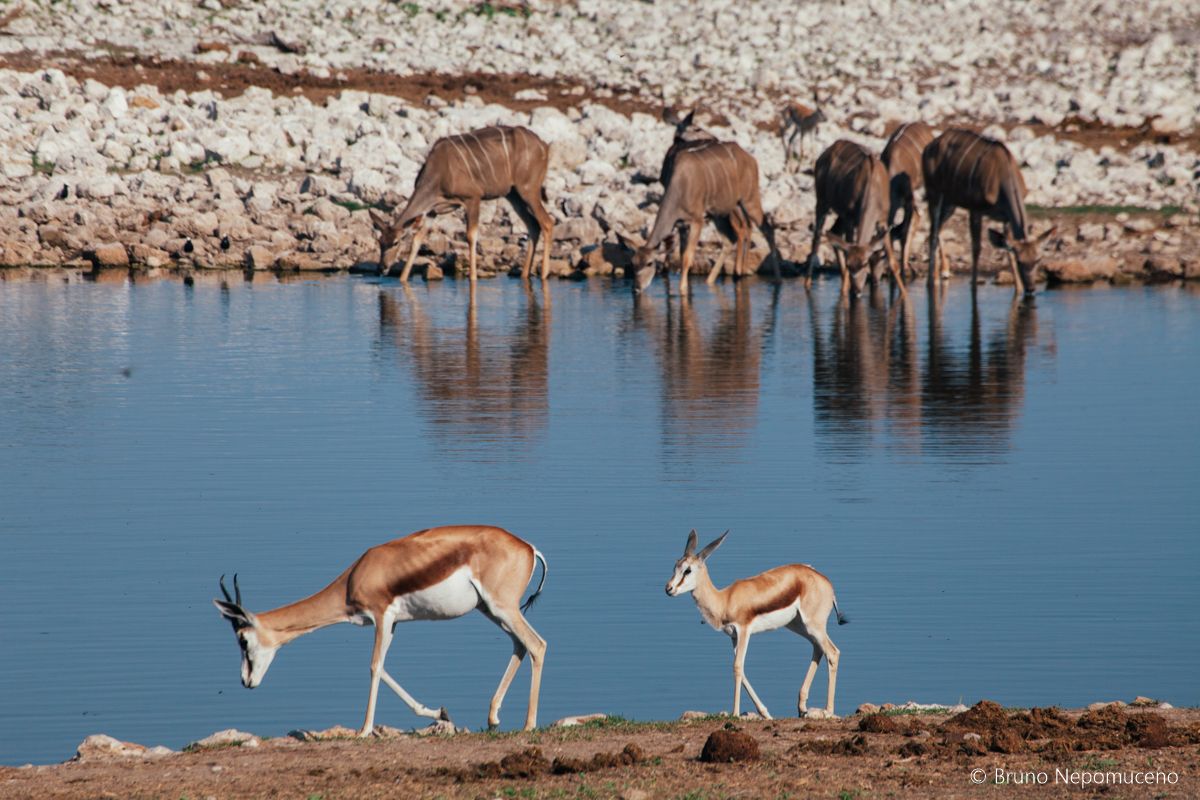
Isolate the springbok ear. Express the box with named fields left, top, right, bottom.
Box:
left=1037, top=225, right=1058, bottom=244
left=826, top=233, right=849, bottom=252
left=698, top=530, right=729, bottom=561
left=684, top=529, right=698, bottom=556
left=213, top=599, right=251, bottom=628
left=988, top=228, right=1011, bottom=250
left=368, top=209, right=391, bottom=232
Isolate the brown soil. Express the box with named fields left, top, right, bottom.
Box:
left=6, top=705, right=1199, bottom=800
left=0, top=48, right=665, bottom=119
left=698, top=728, right=760, bottom=762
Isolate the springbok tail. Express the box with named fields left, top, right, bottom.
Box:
left=833, top=596, right=849, bottom=626
left=521, top=548, right=548, bottom=613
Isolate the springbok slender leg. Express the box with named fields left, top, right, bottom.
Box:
left=359, top=619, right=395, bottom=736
left=398, top=223, right=427, bottom=282
left=731, top=628, right=770, bottom=718
left=480, top=602, right=546, bottom=730
left=379, top=670, right=447, bottom=721
left=464, top=198, right=481, bottom=283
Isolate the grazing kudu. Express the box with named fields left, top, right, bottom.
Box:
left=665, top=530, right=847, bottom=719
left=213, top=526, right=548, bottom=734
left=626, top=115, right=779, bottom=293
left=369, top=126, right=554, bottom=282
left=781, top=94, right=826, bottom=169
left=807, top=140, right=904, bottom=297
left=881, top=121, right=935, bottom=280
left=922, top=129, right=1056, bottom=293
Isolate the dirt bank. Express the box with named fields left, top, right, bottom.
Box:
left=5, top=703, right=1198, bottom=799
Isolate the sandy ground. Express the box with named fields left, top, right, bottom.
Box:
left=5, top=703, right=1199, bottom=799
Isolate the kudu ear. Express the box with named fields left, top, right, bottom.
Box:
left=684, top=529, right=698, bottom=556
left=826, top=233, right=850, bottom=253
left=869, top=226, right=890, bottom=248
left=1036, top=225, right=1058, bottom=244
left=988, top=228, right=1011, bottom=250
left=698, top=530, right=729, bottom=561
left=615, top=232, right=640, bottom=253
left=368, top=209, right=391, bottom=232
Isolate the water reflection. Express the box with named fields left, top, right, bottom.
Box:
left=627, top=283, right=779, bottom=467
left=811, top=284, right=1042, bottom=458
left=376, top=284, right=551, bottom=453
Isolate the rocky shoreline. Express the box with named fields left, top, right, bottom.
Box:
left=4, top=699, right=1197, bottom=799
left=0, top=0, right=1196, bottom=288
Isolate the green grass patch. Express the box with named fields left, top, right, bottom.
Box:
left=32, top=154, right=55, bottom=176
left=1027, top=203, right=1182, bottom=217
left=331, top=197, right=387, bottom=213
left=469, top=2, right=531, bottom=20
left=1079, top=755, right=1120, bottom=770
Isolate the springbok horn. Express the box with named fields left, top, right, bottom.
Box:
left=219, top=574, right=232, bottom=603
left=234, top=573, right=242, bottom=606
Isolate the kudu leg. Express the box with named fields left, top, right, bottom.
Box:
left=806, top=208, right=827, bottom=290
left=927, top=197, right=943, bottom=287
left=679, top=221, right=700, bottom=295
left=464, top=198, right=481, bottom=282
left=398, top=223, right=427, bottom=282
left=968, top=211, right=982, bottom=290
left=508, top=192, right=540, bottom=280
left=515, top=185, right=555, bottom=281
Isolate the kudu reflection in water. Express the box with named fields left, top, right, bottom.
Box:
left=377, top=285, right=551, bottom=449
left=810, top=285, right=1040, bottom=456
left=626, top=283, right=780, bottom=463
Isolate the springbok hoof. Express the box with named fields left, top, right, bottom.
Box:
left=803, top=708, right=837, bottom=720
left=437, top=707, right=451, bottom=722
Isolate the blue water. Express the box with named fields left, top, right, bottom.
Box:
left=1, top=271, right=1197, bottom=765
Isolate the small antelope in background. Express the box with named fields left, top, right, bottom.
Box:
left=807, top=140, right=904, bottom=296
left=213, top=526, right=548, bottom=735
left=624, top=112, right=779, bottom=294
left=665, top=530, right=847, bottom=719
left=881, top=121, right=935, bottom=280
left=781, top=93, right=826, bottom=169
left=370, top=125, right=555, bottom=283
left=923, top=128, right=1056, bottom=293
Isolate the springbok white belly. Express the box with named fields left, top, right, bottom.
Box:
left=748, top=602, right=800, bottom=635
left=385, top=567, right=480, bottom=623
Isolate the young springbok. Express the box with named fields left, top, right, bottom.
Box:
left=922, top=128, right=1056, bottom=293
left=369, top=125, right=555, bottom=283
left=627, top=114, right=779, bottom=293
left=781, top=94, right=826, bottom=169
left=213, top=525, right=548, bottom=735
left=881, top=121, right=935, bottom=280
left=665, top=530, right=847, bottom=720
left=807, top=140, right=904, bottom=297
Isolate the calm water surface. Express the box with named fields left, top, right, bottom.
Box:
left=1, top=272, right=1197, bottom=764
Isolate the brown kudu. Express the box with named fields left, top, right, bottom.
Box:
left=370, top=125, right=555, bottom=283
left=807, top=140, right=904, bottom=297
left=922, top=128, right=1056, bottom=293
left=625, top=113, right=779, bottom=294
left=881, top=121, right=935, bottom=280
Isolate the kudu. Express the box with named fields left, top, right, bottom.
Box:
left=624, top=112, right=779, bottom=294
left=922, top=129, right=1056, bottom=293
left=881, top=121, right=935, bottom=280
left=369, top=125, right=555, bottom=283
left=807, top=140, right=904, bottom=297
left=781, top=93, right=826, bottom=169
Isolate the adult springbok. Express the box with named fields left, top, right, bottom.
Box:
left=922, top=128, right=1056, bottom=293
left=881, top=121, right=935, bottom=279
left=665, top=530, right=847, bottom=720
left=807, top=140, right=904, bottom=297
left=625, top=114, right=779, bottom=293
left=369, top=125, right=555, bottom=282
left=213, top=525, right=548, bottom=735
left=781, top=93, right=826, bottom=169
